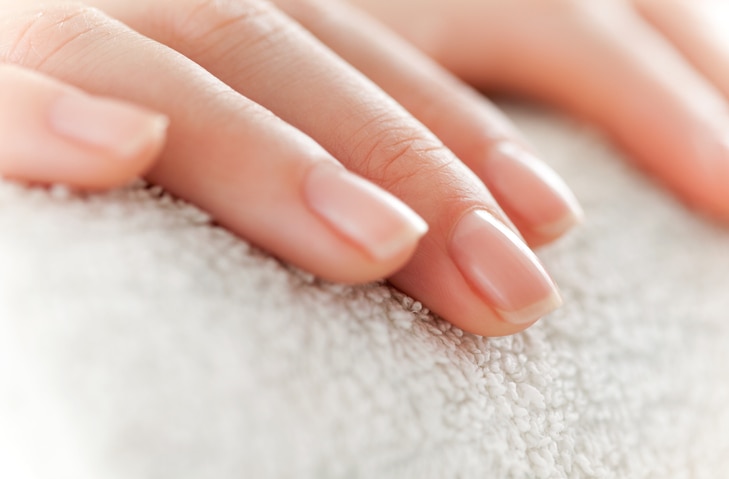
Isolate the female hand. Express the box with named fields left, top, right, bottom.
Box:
left=0, top=0, right=583, bottom=336
left=350, top=0, right=729, bottom=219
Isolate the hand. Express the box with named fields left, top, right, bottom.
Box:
left=349, top=0, right=729, bottom=219
left=0, top=0, right=584, bottom=336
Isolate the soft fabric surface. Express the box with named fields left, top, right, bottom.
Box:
left=1, top=103, right=729, bottom=479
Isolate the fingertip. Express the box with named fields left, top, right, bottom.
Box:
left=311, top=236, right=421, bottom=285
left=448, top=209, right=561, bottom=324
left=46, top=92, right=170, bottom=190
left=303, top=162, right=428, bottom=273
left=482, top=142, right=584, bottom=245
left=0, top=65, right=168, bottom=190
left=674, top=136, right=729, bottom=222
left=300, top=177, right=427, bottom=284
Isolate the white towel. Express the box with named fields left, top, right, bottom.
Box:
left=1, top=103, right=728, bottom=479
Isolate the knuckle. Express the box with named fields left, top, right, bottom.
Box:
left=169, top=0, right=285, bottom=54
left=349, top=118, right=454, bottom=194
left=0, top=3, right=112, bottom=69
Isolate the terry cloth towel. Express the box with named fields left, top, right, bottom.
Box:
left=1, top=103, right=729, bottom=479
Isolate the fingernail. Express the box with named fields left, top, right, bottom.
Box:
left=48, top=93, right=168, bottom=158
left=304, top=163, right=428, bottom=261
left=449, top=209, right=562, bottom=324
left=484, top=143, right=583, bottom=238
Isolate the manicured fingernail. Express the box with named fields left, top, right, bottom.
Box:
left=483, top=143, right=583, bottom=237
left=304, top=163, right=428, bottom=261
left=48, top=93, right=168, bottom=158
left=449, top=209, right=562, bottom=324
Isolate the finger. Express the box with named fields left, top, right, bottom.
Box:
left=0, top=63, right=166, bottom=189
left=634, top=0, right=729, bottom=100
left=272, top=0, right=583, bottom=247
left=91, top=0, right=562, bottom=334
left=557, top=3, right=729, bottom=219
left=0, top=4, right=428, bottom=284
left=442, top=1, right=729, bottom=219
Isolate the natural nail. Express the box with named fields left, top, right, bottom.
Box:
left=49, top=92, right=168, bottom=158
left=484, top=142, right=583, bottom=238
left=304, top=163, right=428, bottom=261
left=449, top=209, right=562, bottom=324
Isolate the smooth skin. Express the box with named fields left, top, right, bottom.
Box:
left=351, top=0, right=729, bottom=218
left=0, top=0, right=723, bottom=336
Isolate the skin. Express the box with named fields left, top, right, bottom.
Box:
left=0, top=0, right=724, bottom=336
left=349, top=0, right=729, bottom=217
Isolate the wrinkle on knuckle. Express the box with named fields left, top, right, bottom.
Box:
left=0, top=4, right=111, bottom=70
left=170, top=0, right=285, bottom=56
left=353, top=127, right=454, bottom=194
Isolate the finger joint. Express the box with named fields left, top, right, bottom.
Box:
left=0, top=4, right=113, bottom=71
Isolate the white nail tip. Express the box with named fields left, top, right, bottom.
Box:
left=496, top=289, right=563, bottom=325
